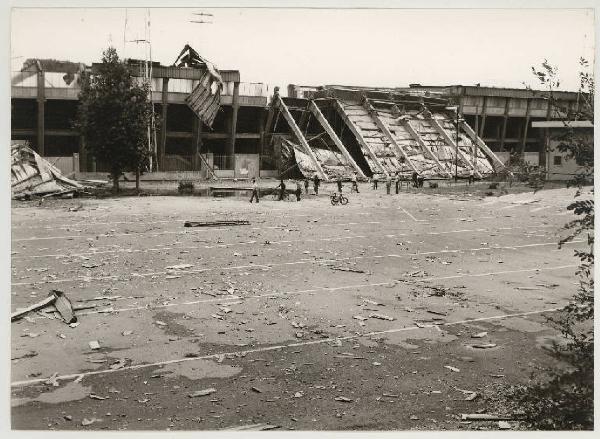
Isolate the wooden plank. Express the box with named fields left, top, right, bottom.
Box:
left=427, top=117, right=482, bottom=178
left=460, top=120, right=506, bottom=170
left=12, top=294, right=56, bottom=322
left=274, top=95, right=328, bottom=180
left=331, top=99, right=388, bottom=176
left=308, top=101, right=366, bottom=179
left=362, top=99, right=418, bottom=174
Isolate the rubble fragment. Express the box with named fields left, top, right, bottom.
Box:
left=188, top=388, right=217, bottom=398
left=11, top=141, right=83, bottom=199
left=184, top=220, right=250, bottom=227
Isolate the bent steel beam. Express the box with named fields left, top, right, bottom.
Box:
left=308, top=101, right=366, bottom=179
left=459, top=120, right=506, bottom=170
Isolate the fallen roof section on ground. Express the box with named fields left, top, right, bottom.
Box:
left=267, top=86, right=505, bottom=180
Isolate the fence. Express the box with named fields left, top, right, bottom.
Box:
left=213, top=155, right=234, bottom=170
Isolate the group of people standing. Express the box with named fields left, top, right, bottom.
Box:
left=250, top=167, right=477, bottom=202
left=372, top=172, right=417, bottom=194
left=249, top=174, right=322, bottom=203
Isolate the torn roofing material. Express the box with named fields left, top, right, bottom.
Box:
left=269, top=86, right=504, bottom=179
left=11, top=141, right=83, bottom=199
left=175, top=44, right=224, bottom=128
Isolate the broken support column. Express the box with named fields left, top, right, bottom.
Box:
left=460, top=120, right=506, bottom=170
left=274, top=94, right=328, bottom=180
left=308, top=101, right=366, bottom=179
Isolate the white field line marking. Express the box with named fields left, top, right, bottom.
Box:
left=11, top=239, right=582, bottom=288
left=10, top=221, right=383, bottom=242
left=10, top=306, right=563, bottom=388
left=530, top=205, right=553, bottom=213
left=12, top=211, right=376, bottom=230
left=67, top=264, right=577, bottom=318
left=11, top=223, right=554, bottom=260
left=397, top=206, right=424, bottom=222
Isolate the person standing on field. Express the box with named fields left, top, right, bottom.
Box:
left=304, top=177, right=309, bottom=194
left=313, top=174, right=320, bottom=195
left=337, top=175, right=343, bottom=193
left=351, top=172, right=359, bottom=193
left=295, top=180, right=302, bottom=201
left=249, top=177, right=259, bottom=203
left=386, top=174, right=392, bottom=194
left=276, top=178, right=286, bottom=201
left=372, top=175, right=378, bottom=190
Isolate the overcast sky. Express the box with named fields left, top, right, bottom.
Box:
left=11, top=7, right=595, bottom=91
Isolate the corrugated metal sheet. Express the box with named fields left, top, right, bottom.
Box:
left=185, top=69, right=222, bottom=127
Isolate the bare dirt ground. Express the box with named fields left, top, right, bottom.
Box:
left=10, top=182, right=586, bottom=431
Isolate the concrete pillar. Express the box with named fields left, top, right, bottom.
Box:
left=73, top=153, right=80, bottom=173
left=479, top=96, right=487, bottom=138
left=192, top=115, right=203, bottom=171
left=520, top=99, right=531, bottom=155
left=159, top=77, right=169, bottom=171
left=499, top=98, right=510, bottom=152
left=228, top=81, right=240, bottom=173
left=36, top=70, right=45, bottom=156
left=79, top=136, right=87, bottom=172
left=258, top=109, right=266, bottom=172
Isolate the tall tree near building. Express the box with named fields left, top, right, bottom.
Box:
left=76, top=47, right=152, bottom=192
left=506, top=58, right=593, bottom=430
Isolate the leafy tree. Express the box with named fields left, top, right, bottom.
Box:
left=76, top=47, right=153, bottom=192
left=506, top=58, right=594, bottom=430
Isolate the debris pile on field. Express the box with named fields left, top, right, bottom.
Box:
left=11, top=141, right=83, bottom=199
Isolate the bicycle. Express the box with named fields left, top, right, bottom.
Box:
left=330, top=192, right=349, bottom=205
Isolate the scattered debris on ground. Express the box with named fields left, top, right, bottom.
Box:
left=188, top=388, right=217, bottom=398
left=11, top=141, right=83, bottom=199
left=11, top=290, right=76, bottom=324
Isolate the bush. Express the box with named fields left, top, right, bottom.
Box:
left=503, top=57, right=594, bottom=430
